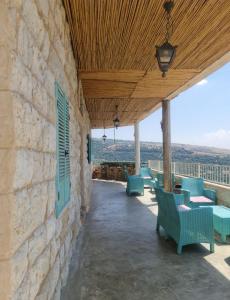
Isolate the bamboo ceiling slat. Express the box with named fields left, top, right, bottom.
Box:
left=63, top=0, right=230, bottom=128
left=79, top=70, right=145, bottom=82
left=82, top=80, right=137, bottom=98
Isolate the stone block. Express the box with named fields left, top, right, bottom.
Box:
left=47, top=9, right=56, bottom=44
left=17, top=20, right=33, bottom=69
left=48, top=0, right=56, bottom=12
left=11, top=274, right=30, bottom=300
left=46, top=95, right=56, bottom=125
left=28, top=224, right=47, bottom=266
left=55, top=217, right=62, bottom=239
left=51, top=278, right=61, bottom=300
left=0, top=2, right=17, bottom=49
left=32, top=46, right=47, bottom=84
left=50, top=237, right=60, bottom=267
left=47, top=180, right=55, bottom=217
left=0, top=193, right=12, bottom=260
left=13, top=149, right=34, bottom=190
left=54, top=1, right=65, bottom=40
left=12, top=183, right=47, bottom=251
left=46, top=215, right=56, bottom=244
left=13, top=96, right=44, bottom=150
left=36, top=255, right=60, bottom=300
left=32, top=151, right=44, bottom=184
left=32, top=77, right=48, bottom=117
left=60, top=260, right=69, bottom=289
left=48, top=46, right=65, bottom=88
left=22, top=0, right=45, bottom=49
left=59, top=243, right=65, bottom=268
left=0, top=45, right=11, bottom=90
left=59, top=209, right=70, bottom=244
left=0, top=149, right=15, bottom=193
left=43, top=153, right=56, bottom=181
left=0, top=260, right=10, bottom=300
left=29, top=247, right=50, bottom=299
left=41, top=31, right=51, bottom=61
left=68, top=204, right=77, bottom=227
left=11, top=241, right=28, bottom=293
left=0, top=91, right=14, bottom=148
left=44, top=69, right=55, bottom=99
left=10, top=57, right=33, bottom=101
left=64, top=231, right=72, bottom=258
left=53, top=30, right=66, bottom=67
left=36, top=0, right=49, bottom=24
left=48, top=256, right=60, bottom=299
left=42, top=122, right=56, bottom=153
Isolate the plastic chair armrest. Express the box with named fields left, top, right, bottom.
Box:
left=180, top=189, right=190, bottom=204
left=174, top=194, right=185, bottom=205
left=203, top=189, right=216, bottom=202
left=179, top=207, right=213, bottom=228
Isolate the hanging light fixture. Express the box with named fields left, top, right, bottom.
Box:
left=156, top=1, right=177, bottom=78
left=113, top=105, right=120, bottom=129
left=102, top=119, right=107, bottom=142
left=102, top=128, right=107, bottom=142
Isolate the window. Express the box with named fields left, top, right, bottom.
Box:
left=87, top=134, right=92, bottom=164
left=55, top=82, right=70, bottom=217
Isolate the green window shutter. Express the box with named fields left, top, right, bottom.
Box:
left=64, top=97, right=70, bottom=207
left=87, top=134, right=92, bottom=164
left=55, top=82, right=70, bottom=217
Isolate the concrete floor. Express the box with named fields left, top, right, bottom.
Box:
left=62, top=180, right=230, bottom=300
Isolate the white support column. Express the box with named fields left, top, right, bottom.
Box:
left=134, top=121, right=140, bottom=175
left=162, top=100, right=172, bottom=192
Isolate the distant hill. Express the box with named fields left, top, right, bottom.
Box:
left=92, top=138, right=230, bottom=165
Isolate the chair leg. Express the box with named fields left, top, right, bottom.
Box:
left=156, top=220, right=160, bottom=232
left=210, top=243, right=214, bottom=253
left=221, top=234, right=226, bottom=243
left=177, top=243, right=182, bottom=255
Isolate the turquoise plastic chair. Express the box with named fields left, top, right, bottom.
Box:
left=126, top=175, right=144, bottom=196
left=151, top=173, right=175, bottom=191
left=140, top=167, right=153, bottom=187
left=181, top=177, right=216, bottom=208
left=155, top=187, right=214, bottom=254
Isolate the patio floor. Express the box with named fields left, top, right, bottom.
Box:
left=62, top=180, right=230, bottom=300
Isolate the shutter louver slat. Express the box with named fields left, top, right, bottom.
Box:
left=55, top=82, right=71, bottom=217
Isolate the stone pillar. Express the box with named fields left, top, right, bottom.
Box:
left=134, top=122, right=140, bottom=175
left=162, top=100, right=172, bottom=192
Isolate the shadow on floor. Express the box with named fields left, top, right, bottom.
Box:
left=61, top=180, right=230, bottom=300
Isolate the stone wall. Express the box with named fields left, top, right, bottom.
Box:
left=0, top=1, right=91, bottom=299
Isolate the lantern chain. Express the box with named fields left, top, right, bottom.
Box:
left=165, top=1, right=174, bottom=42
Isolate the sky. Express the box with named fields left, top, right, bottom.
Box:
left=92, top=62, right=230, bottom=150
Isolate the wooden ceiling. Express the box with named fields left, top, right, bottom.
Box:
left=63, top=0, right=230, bottom=128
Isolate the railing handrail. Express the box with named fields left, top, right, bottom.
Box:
left=148, top=160, right=230, bottom=186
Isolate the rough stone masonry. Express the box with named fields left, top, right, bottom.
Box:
left=0, top=0, right=91, bottom=299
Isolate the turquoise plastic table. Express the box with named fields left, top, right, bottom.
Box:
left=210, top=206, right=230, bottom=242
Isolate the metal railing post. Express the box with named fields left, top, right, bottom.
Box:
left=198, top=163, right=201, bottom=178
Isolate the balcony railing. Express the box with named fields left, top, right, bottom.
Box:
left=148, top=160, right=230, bottom=186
